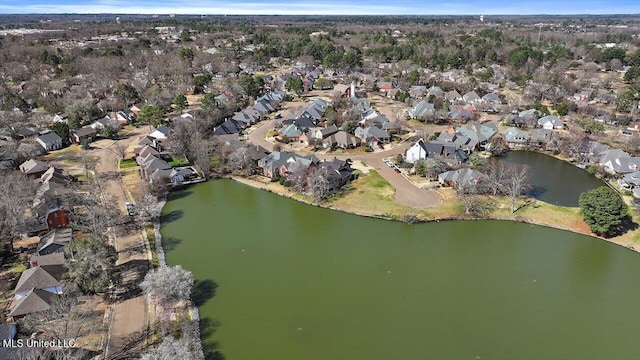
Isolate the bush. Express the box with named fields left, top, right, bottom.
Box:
left=585, top=165, right=598, bottom=175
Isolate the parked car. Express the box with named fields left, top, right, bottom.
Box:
left=124, top=202, right=135, bottom=216
left=394, top=168, right=401, bottom=173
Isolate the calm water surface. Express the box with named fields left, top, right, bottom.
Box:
left=162, top=180, right=640, bottom=360
left=499, top=151, right=605, bottom=207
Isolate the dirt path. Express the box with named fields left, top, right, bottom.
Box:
left=89, top=127, right=152, bottom=359
left=247, top=120, right=442, bottom=208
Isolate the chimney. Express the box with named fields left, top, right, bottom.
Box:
left=350, top=81, right=356, bottom=99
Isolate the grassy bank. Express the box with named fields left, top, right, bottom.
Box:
left=231, top=170, right=640, bottom=251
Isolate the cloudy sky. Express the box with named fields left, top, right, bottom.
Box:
left=0, top=0, right=638, bottom=15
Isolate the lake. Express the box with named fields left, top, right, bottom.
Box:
left=498, top=151, right=605, bottom=207
left=162, top=180, right=640, bottom=360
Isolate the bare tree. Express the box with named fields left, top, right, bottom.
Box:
left=309, top=168, right=332, bottom=204
left=140, top=336, right=194, bottom=360
left=113, top=143, right=127, bottom=160
left=140, top=265, right=194, bottom=305
left=289, top=164, right=310, bottom=193
left=459, top=184, right=495, bottom=217
left=22, top=283, right=98, bottom=360
left=503, top=164, right=529, bottom=214
left=0, top=172, right=38, bottom=251
left=484, top=161, right=508, bottom=196
left=69, top=190, right=120, bottom=238
left=227, top=145, right=256, bottom=176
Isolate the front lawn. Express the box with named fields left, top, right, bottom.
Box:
left=119, top=158, right=138, bottom=169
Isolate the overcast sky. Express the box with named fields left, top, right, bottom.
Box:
left=0, top=0, right=638, bottom=15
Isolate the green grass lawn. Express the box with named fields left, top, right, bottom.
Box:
left=168, top=157, right=189, bottom=167
left=119, top=158, right=138, bottom=169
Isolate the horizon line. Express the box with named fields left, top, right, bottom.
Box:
left=1, top=12, right=639, bottom=16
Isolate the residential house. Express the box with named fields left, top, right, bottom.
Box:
left=530, top=129, right=555, bottom=147
left=502, top=127, right=529, bottom=145
left=332, top=84, right=352, bottom=98
left=12, top=126, right=39, bottom=140
left=30, top=252, right=66, bottom=268
left=316, top=158, right=354, bottom=190
left=257, top=151, right=319, bottom=178
left=8, top=288, right=58, bottom=321
left=20, top=159, right=49, bottom=177
left=407, top=100, right=435, bottom=121
left=213, top=119, right=243, bottom=135
left=405, top=138, right=469, bottom=164
left=278, top=124, right=303, bottom=142
left=626, top=121, right=640, bottom=133
left=620, top=172, right=640, bottom=189
left=445, top=90, right=463, bottom=104
left=148, top=125, right=173, bottom=140
left=36, top=228, right=72, bottom=256
left=409, top=86, right=427, bottom=99
left=170, top=167, right=200, bottom=185
left=70, top=126, right=98, bottom=143
left=378, top=81, right=393, bottom=93
left=462, top=91, right=481, bottom=104
left=322, top=131, right=362, bottom=149
left=13, top=266, right=64, bottom=298
left=600, top=149, right=640, bottom=174
left=308, top=125, right=339, bottom=141
left=53, top=113, right=69, bottom=123
left=512, top=109, right=541, bottom=128
left=538, top=115, right=564, bottom=130
left=451, top=122, right=498, bottom=150
left=438, top=168, right=489, bottom=190
left=448, top=107, right=476, bottom=123
left=426, top=86, right=444, bottom=99
left=382, top=121, right=402, bottom=134
left=90, top=117, right=121, bottom=131
left=355, top=126, right=391, bottom=147
left=36, top=132, right=63, bottom=151
left=141, top=157, right=172, bottom=181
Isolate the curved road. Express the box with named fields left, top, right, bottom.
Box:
left=248, top=120, right=442, bottom=208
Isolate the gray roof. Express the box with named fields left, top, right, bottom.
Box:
left=30, top=252, right=66, bottom=267
left=37, top=228, right=72, bottom=255
left=0, top=323, right=16, bottom=340
left=20, top=159, right=49, bottom=174
left=37, top=132, right=62, bottom=146
left=143, top=157, right=171, bottom=172
left=463, top=91, right=481, bottom=102
left=445, top=90, right=462, bottom=101
left=438, top=168, right=488, bottom=186
left=356, top=126, right=390, bottom=141
left=538, top=115, right=563, bottom=127
left=9, top=288, right=57, bottom=318
left=73, top=126, right=97, bottom=137
left=279, top=124, right=303, bottom=138
left=622, top=172, right=640, bottom=187
left=155, top=125, right=172, bottom=137
left=323, top=131, right=361, bottom=148
left=14, top=266, right=62, bottom=295
left=502, top=127, right=529, bottom=143
left=407, top=100, right=435, bottom=119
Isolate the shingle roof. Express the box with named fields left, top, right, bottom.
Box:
left=37, top=132, right=62, bottom=146
left=37, top=228, right=72, bottom=255
left=9, top=288, right=57, bottom=317
left=20, top=159, right=49, bottom=174
left=13, top=266, right=62, bottom=295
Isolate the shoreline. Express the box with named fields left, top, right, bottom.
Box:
left=226, top=175, right=640, bottom=254
left=152, top=197, right=206, bottom=360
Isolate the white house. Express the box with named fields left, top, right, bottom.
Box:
left=537, top=115, right=564, bottom=130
